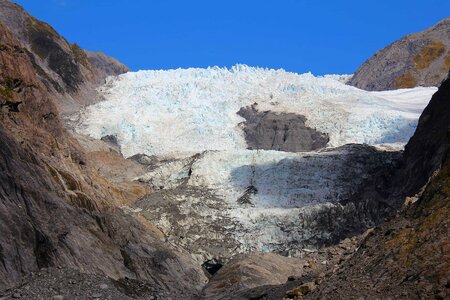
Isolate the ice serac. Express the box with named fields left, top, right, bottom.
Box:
left=71, top=65, right=437, bottom=157
left=70, top=64, right=438, bottom=264
left=348, top=17, right=450, bottom=91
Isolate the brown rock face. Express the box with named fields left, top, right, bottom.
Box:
left=0, top=4, right=206, bottom=297
left=348, top=17, right=450, bottom=91
left=85, top=50, right=130, bottom=82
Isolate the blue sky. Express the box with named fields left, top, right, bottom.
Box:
left=13, top=0, right=450, bottom=74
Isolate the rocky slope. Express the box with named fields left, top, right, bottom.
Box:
left=0, top=2, right=207, bottom=298
left=348, top=17, right=450, bottom=91
left=0, top=0, right=129, bottom=114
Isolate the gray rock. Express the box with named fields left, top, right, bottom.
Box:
left=237, top=104, right=329, bottom=152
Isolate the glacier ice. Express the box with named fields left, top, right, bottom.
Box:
left=71, top=65, right=437, bottom=158
left=135, top=145, right=402, bottom=260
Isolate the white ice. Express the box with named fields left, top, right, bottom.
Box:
left=72, top=65, right=437, bottom=158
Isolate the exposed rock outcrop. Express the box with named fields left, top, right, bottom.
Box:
left=348, top=17, right=450, bottom=90
left=202, top=253, right=310, bottom=299
left=237, top=105, right=329, bottom=152
left=395, top=71, right=450, bottom=196
left=200, top=234, right=365, bottom=300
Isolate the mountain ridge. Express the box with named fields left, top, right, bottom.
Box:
left=348, top=17, right=450, bottom=91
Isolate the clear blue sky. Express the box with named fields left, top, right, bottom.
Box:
left=13, top=0, right=450, bottom=74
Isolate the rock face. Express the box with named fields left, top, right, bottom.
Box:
left=0, top=4, right=206, bottom=297
left=0, top=0, right=129, bottom=113
left=305, top=76, right=450, bottom=299
left=348, top=17, right=450, bottom=91
left=237, top=105, right=329, bottom=152
left=396, top=71, right=450, bottom=196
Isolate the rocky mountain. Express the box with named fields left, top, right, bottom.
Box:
left=0, top=0, right=129, bottom=114
left=348, top=17, right=450, bottom=91
left=0, top=2, right=206, bottom=298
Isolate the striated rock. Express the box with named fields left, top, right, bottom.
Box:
left=348, top=17, right=450, bottom=90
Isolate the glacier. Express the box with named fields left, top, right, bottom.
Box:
left=71, top=65, right=437, bottom=158
left=70, top=65, right=437, bottom=262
